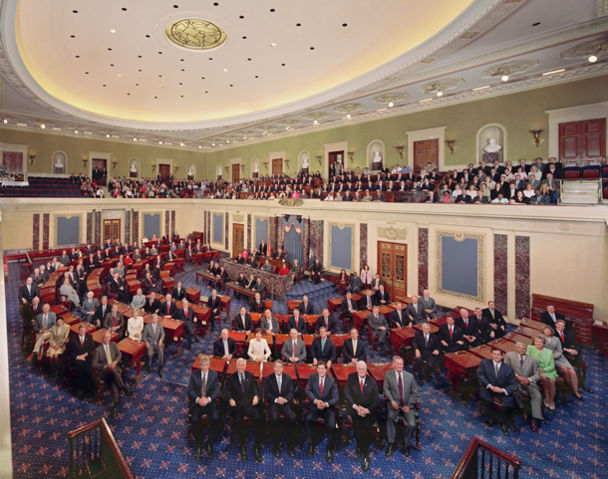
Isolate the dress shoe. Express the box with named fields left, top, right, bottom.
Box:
left=254, top=446, right=263, bottom=462
left=307, top=445, right=314, bottom=458
left=485, top=418, right=496, bottom=427
left=145, top=365, right=151, bottom=373
left=416, top=378, right=424, bottom=387
left=194, top=446, right=201, bottom=461
left=158, top=370, right=163, bottom=378
left=288, top=446, right=295, bottom=458
left=582, top=385, right=593, bottom=393
left=124, top=388, right=133, bottom=397
left=575, top=394, right=584, bottom=401
left=326, top=449, right=333, bottom=463
left=530, top=420, right=538, bottom=432
left=239, top=446, right=247, bottom=461
left=206, top=443, right=214, bottom=458
left=109, top=405, right=117, bottom=418
left=361, top=455, right=370, bottom=472
left=172, top=345, right=183, bottom=359
left=385, top=443, right=395, bottom=457
left=500, top=423, right=510, bottom=436
left=194, top=336, right=200, bottom=343
left=274, top=448, right=280, bottom=458
left=355, top=447, right=361, bottom=458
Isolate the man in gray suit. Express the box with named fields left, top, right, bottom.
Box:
left=384, top=355, right=418, bottom=457
left=367, top=305, right=389, bottom=353
left=104, top=304, right=125, bottom=339
left=281, top=328, right=306, bottom=363
left=59, top=278, right=80, bottom=307
left=32, top=303, right=56, bottom=358
left=405, top=296, right=426, bottom=325
left=504, top=341, right=543, bottom=432
left=92, top=331, right=132, bottom=415
left=143, top=314, right=165, bottom=377
left=418, top=289, right=436, bottom=319
left=80, top=291, right=100, bottom=327
left=261, top=309, right=279, bottom=335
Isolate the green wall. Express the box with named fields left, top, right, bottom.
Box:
left=1, top=76, right=607, bottom=180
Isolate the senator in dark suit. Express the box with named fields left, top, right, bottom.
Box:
left=67, top=323, right=96, bottom=394
left=287, top=310, right=307, bottom=334
left=405, top=297, right=426, bottom=324
left=482, top=301, right=507, bottom=339
left=344, top=362, right=380, bottom=470
left=390, top=303, right=408, bottom=327
left=143, top=294, right=161, bottom=314
left=315, top=309, right=337, bottom=333
left=299, top=296, right=314, bottom=315
left=540, top=305, right=566, bottom=332
left=264, top=361, right=296, bottom=456
left=305, top=363, right=339, bottom=461
left=342, top=329, right=368, bottom=363
left=413, top=323, right=441, bottom=383
left=477, top=347, right=519, bottom=434
left=91, top=332, right=132, bottom=412
left=311, top=328, right=336, bottom=368
left=159, top=297, right=178, bottom=318
left=177, top=299, right=197, bottom=350
left=233, top=307, right=253, bottom=332
left=18, top=278, right=39, bottom=304
left=226, top=358, right=263, bottom=461
left=439, top=317, right=465, bottom=352
left=341, top=293, right=357, bottom=321
left=212, top=329, right=237, bottom=359
left=456, top=310, right=480, bottom=347
left=188, top=357, right=221, bottom=458
left=207, top=290, right=222, bottom=330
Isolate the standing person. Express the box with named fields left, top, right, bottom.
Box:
left=188, top=356, right=220, bottom=460
left=384, top=356, right=418, bottom=457
left=344, top=361, right=379, bottom=471
left=264, top=360, right=296, bottom=457
left=143, top=314, right=165, bottom=377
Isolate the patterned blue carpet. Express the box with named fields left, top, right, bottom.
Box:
left=6, top=262, right=607, bottom=478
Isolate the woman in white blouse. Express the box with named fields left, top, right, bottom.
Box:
left=247, top=328, right=271, bottom=363
left=127, top=308, right=144, bottom=342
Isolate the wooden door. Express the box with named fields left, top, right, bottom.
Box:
left=377, top=241, right=407, bottom=301
left=328, top=151, right=344, bottom=177
left=232, top=164, right=240, bottom=183
left=271, top=158, right=283, bottom=176
left=232, top=223, right=244, bottom=257
left=559, top=118, right=606, bottom=161
left=158, top=163, right=171, bottom=180
left=103, top=219, right=120, bottom=243
left=413, top=139, right=439, bottom=171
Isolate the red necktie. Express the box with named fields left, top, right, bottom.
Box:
left=167, top=304, right=170, bottom=314
left=293, top=340, right=297, bottom=353
left=465, top=319, right=468, bottom=328
left=450, top=327, right=453, bottom=340
left=360, top=379, right=364, bottom=393
left=112, top=314, right=116, bottom=327
left=320, top=379, right=324, bottom=396
left=325, top=318, right=329, bottom=328
left=560, top=331, right=564, bottom=342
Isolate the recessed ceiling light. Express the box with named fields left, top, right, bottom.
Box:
left=173, top=4, right=179, bottom=8
left=436, top=90, right=443, bottom=97
left=3, top=119, right=8, bottom=124
left=285, top=126, right=290, bottom=130
left=296, top=23, right=302, bottom=27
left=211, top=142, right=216, bottom=146
left=110, top=28, right=117, bottom=33
left=542, top=68, right=565, bottom=76
left=74, top=129, right=78, bottom=134
left=388, top=101, right=394, bottom=108
left=473, top=85, right=490, bottom=91
left=309, top=46, right=315, bottom=50
left=342, top=23, right=348, bottom=27
left=346, top=114, right=352, bottom=120
left=121, top=7, right=127, bottom=11
left=40, top=123, right=46, bottom=129
left=117, top=73, right=123, bottom=78
left=588, top=55, right=598, bottom=63
left=106, top=134, right=110, bottom=138
left=270, top=42, right=277, bottom=47
left=133, top=137, right=138, bottom=141
left=269, top=8, right=276, bottom=12
left=501, top=74, right=509, bottom=82
left=158, top=141, right=163, bottom=145
left=239, top=15, right=244, bottom=19
left=313, top=120, right=318, bottom=125
left=419, top=98, right=432, bottom=103
left=72, top=10, right=78, bottom=13
left=243, top=136, right=247, bottom=140
left=107, top=47, right=112, bottom=51
left=198, top=145, right=202, bottom=149
left=226, top=140, right=230, bottom=143
left=223, top=68, right=228, bottom=72
left=532, top=22, right=540, bottom=26
left=180, top=142, right=185, bottom=147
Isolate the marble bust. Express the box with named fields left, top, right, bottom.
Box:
left=301, top=153, right=310, bottom=169
left=483, top=138, right=502, bottom=153
left=130, top=160, right=137, bottom=172
left=372, top=150, right=382, bottom=163
left=187, top=165, right=194, bottom=176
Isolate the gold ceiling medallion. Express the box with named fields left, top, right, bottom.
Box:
left=166, top=19, right=226, bottom=50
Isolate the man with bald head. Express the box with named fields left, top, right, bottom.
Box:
left=344, top=361, right=379, bottom=471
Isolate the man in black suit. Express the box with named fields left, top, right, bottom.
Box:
left=212, top=328, right=237, bottom=359
left=342, top=328, right=368, bottom=364
left=555, top=319, right=589, bottom=391
left=305, top=361, right=339, bottom=462
left=481, top=301, right=507, bottom=340
left=287, top=308, right=307, bottom=334
left=344, top=361, right=380, bottom=471
left=315, top=308, right=337, bottom=334
left=439, top=315, right=465, bottom=352
left=413, top=322, right=441, bottom=384
left=341, top=291, right=357, bottom=323
left=299, top=295, right=314, bottom=315
left=540, top=305, right=566, bottom=332
left=358, top=289, right=376, bottom=312
left=188, top=356, right=221, bottom=459
left=67, top=323, right=96, bottom=396
left=207, top=289, right=222, bottom=330
left=144, top=292, right=161, bottom=314
left=374, top=284, right=390, bottom=305
left=456, top=308, right=480, bottom=348
left=18, top=277, right=39, bottom=304
left=233, top=306, right=253, bottom=333
left=226, top=358, right=263, bottom=461
left=249, top=292, right=265, bottom=313
left=264, top=360, right=296, bottom=457
left=309, top=258, right=323, bottom=284
left=160, top=294, right=178, bottom=318
left=172, top=281, right=186, bottom=301
left=177, top=299, right=198, bottom=351
left=390, top=302, right=408, bottom=328
left=477, top=347, right=519, bottom=435
left=311, top=327, right=336, bottom=369
left=94, top=296, right=110, bottom=327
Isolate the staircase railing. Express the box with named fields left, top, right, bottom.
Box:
left=451, top=437, right=521, bottom=479
left=67, top=417, right=133, bottom=479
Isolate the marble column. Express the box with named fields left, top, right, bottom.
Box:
left=310, top=219, right=324, bottom=263
left=302, top=218, right=310, bottom=264
left=32, top=214, right=40, bottom=250
left=359, top=223, right=367, bottom=271
left=269, top=216, right=277, bottom=251
left=164, top=211, right=170, bottom=238
left=86, top=212, right=93, bottom=244
left=515, top=236, right=530, bottom=319
left=171, top=210, right=176, bottom=238
left=42, top=213, right=50, bottom=250
left=124, top=210, right=131, bottom=245
left=94, top=211, right=101, bottom=245
left=224, top=213, right=229, bottom=250
left=132, top=211, right=139, bottom=244
left=493, top=234, right=508, bottom=314
left=247, top=214, right=252, bottom=251
left=417, top=228, right=428, bottom=295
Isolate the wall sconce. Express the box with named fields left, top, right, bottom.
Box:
left=445, top=139, right=456, bottom=155
left=316, top=155, right=323, bottom=166
left=284, top=159, right=290, bottom=168
left=112, top=161, right=118, bottom=170
left=529, top=129, right=543, bottom=148
left=152, top=164, right=157, bottom=172
left=28, top=154, right=36, bottom=165
left=263, top=161, right=269, bottom=170
left=240, top=164, right=245, bottom=171
left=174, top=165, right=180, bottom=173
left=394, top=146, right=404, bottom=159
left=82, top=157, right=88, bottom=168
left=348, top=151, right=355, bottom=163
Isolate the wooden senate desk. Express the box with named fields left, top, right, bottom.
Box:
left=367, top=362, right=394, bottom=389
left=503, top=332, right=534, bottom=345
left=327, top=297, right=342, bottom=315
left=391, top=327, right=416, bottom=352
left=226, top=358, right=265, bottom=380
left=143, top=316, right=184, bottom=347
left=221, top=259, right=292, bottom=298
left=91, top=328, right=118, bottom=344
left=117, top=338, right=146, bottom=376
left=192, top=356, right=229, bottom=375
left=467, top=344, right=494, bottom=361
left=262, top=361, right=297, bottom=380
left=195, top=270, right=218, bottom=286
left=70, top=322, right=96, bottom=336
left=443, top=350, right=481, bottom=393
left=489, top=338, right=518, bottom=354
left=331, top=363, right=356, bottom=387
left=225, top=281, right=257, bottom=300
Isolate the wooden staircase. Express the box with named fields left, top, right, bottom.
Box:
left=451, top=437, right=521, bottom=479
